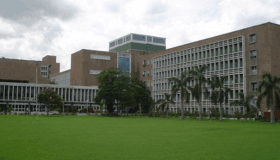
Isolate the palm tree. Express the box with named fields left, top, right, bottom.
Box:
left=231, top=93, right=255, bottom=122
left=149, top=98, right=161, bottom=117
left=157, top=93, right=175, bottom=118
left=208, top=75, right=231, bottom=121
left=257, top=73, right=280, bottom=124
left=168, top=71, right=191, bottom=119
left=188, top=65, right=208, bottom=120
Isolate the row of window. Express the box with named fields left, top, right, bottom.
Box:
left=90, top=54, right=111, bottom=60
left=154, top=74, right=243, bottom=90
left=154, top=89, right=244, bottom=102
left=154, top=51, right=242, bottom=68
left=110, top=34, right=166, bottom=47
left=0, top=85, right=97, bottom=102
left=153, top=59, right=243, bottom=79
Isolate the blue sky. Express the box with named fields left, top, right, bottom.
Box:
left=0, top=0, right=280, bottom=72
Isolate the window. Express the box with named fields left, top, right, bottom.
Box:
left=220, top=62, right=223, bottom=70
left=251, top=66, right=257, bottom=75
left=118, top=39, right=123, bottom=44
left=250, top=50, right=257, bottom=58
left=235, top=59, right=238, bottom=68
left=219, top=48, right=222, bottom=55
left=240, top=74, right=243, bottom=83
left=126, top=35, right=131, bottom=41
left=153, top=37, right=165, bottom=44
left=203, top=52, right=205, bottom=58
left=234, top=44, right=238, bottom=52
left=230, top=75, right=233, bottom=85
left=229, top=45, right=233, bottom=53
left=235, top=75, right=238, bottom=83
left=91, top=54, right=110, bottom=60
left=90, top=70, right=102, bottom=75
left=207, top=50, right=210, bottom=57
left=239, top=43, right=242, bottom=51
left=110, top=42, right=115, bottom=47
left=240, top=58, right=243, bottom=67
left=133, top=34, right=145, bottom=41
left=249, top=34, right=256, bottom=43
left=225, top=46, right=228, bottom=54
left=211, top=63, right=214, bottom=71
left=216, top=62, right=219, bottom=71
left=251, top=82, right=258, bottom=91
left=230, top=60, right=233, bottom=68
left=225, top=61, right=228, bottom=69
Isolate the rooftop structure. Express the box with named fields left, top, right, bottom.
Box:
left=109, top=33, right=166, bottom=52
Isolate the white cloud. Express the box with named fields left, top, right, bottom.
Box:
left=0, top=0, right=280, bottom=72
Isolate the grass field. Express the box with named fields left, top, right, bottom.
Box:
left=0, top=115, right=279, bottom=160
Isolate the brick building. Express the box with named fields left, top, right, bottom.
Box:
left=1, top=22, right=280, bottom=114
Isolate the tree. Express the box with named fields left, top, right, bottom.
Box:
left=168, top=71, right=191, bottom=119
left=208, top=75, right=230, bottom=121
left=94, top=68, right=120, bottom=114
left=231, top=93, right=255, bottom=122
left=157, top=93, right=175, bottom=118
left=188, top=65, right=208, bottom=120
left=94, top=68, right=152, bottom=114
left=37, top=88, right=63, bottom=115
left=129, top=76, right=153, bottom=115
left=148, top=98, right=161, bottom=117
left=257, top=73, right=280, bottom=124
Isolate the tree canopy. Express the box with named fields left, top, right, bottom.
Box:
left=37, top=88, right=63, bottom=114
left=94, top=68, right=153, bottom=114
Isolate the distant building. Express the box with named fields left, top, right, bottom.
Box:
left=1, top=22, right=280, bottom=114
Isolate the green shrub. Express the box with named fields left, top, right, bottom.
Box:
left=262, top=116, right=267, bottom=122
left=15, top=112, right=17, bottom=115
left=203, top=113, right=208, bottom=117
left=275, top=117, right=278, bottom=122
left=193, top=111, right=199, bottom=119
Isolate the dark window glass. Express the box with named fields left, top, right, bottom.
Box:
left=126, top=35, right=131, bottom=41
left=133, top=34, right=145, bottom=41
left=153, top=37, right=165, bottom=44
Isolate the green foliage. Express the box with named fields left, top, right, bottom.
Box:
left=234, top=111, right=243, bottom=120
left=37, top=88, right=63, bottom=114
left=94, top=68, right=153, bottom=114
left=188, top=65, right=209, bottom=119
left=257, top=72, right=280, bottom=123
left=168, top=71, right=191, bottom=119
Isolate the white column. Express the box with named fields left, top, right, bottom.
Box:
left=25, top=86, right=28, bottom=100
left=12, top=85, right=14, bottom=100
left=86, top=89, right=88, bottom=102
left=8, top=85, right=10, bottom=100
left=61, top=88, right=64, bottom=100
left=83, top=89, right=86, bottom=101
left=29, top=87, right=31, bottom=101
left=3, top=85, right=5, bottom=100
left=91, top=89, right=94, bottom=102
left=16, top=86, right=18, bottom=100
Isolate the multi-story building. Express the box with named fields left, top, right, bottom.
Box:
left=138, top=22, right=280, bottom=114
left=1, top=22, right=280, bottom=114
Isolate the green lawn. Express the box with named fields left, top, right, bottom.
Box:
left=0, top=115, right=279, bottom=160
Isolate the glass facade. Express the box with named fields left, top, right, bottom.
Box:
left=118, top=53, right=131, bottom=76
left=133, top=34, right=145, bottom=41
left=153, top=37, right=165, bottom=44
